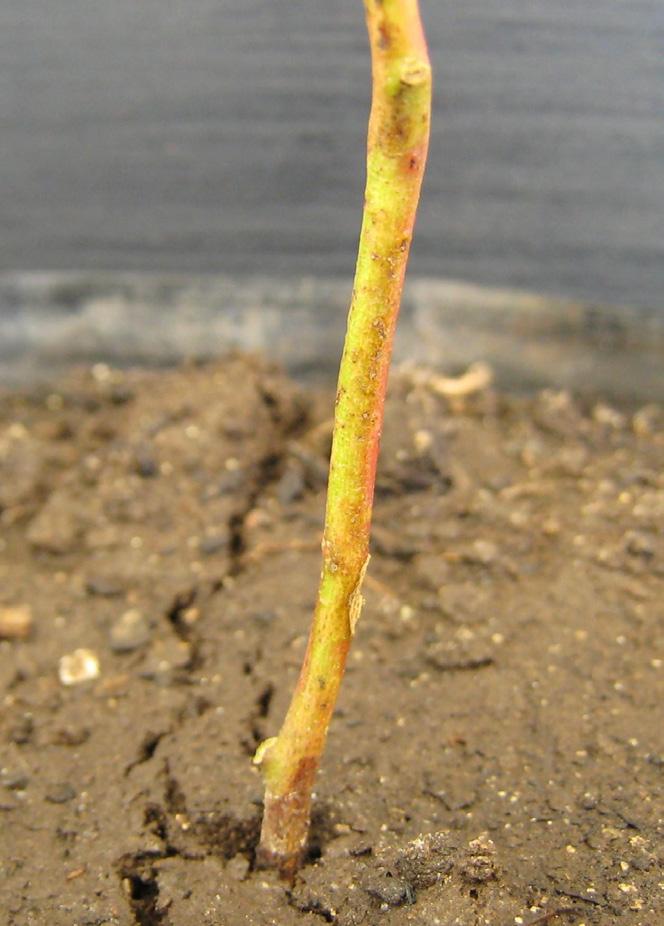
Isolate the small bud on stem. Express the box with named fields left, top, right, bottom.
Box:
left=255, top=0, right=432, bottom=880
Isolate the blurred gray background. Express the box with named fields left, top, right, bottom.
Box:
left=2, top=0, right=663, bottom=308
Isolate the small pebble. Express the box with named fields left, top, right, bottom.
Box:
left=27, top=494, right=80, bottom=554
left=45, top=782, right=76, bottom=804
left=593, top=403, right=626, bottom=429
left=252, top=610, right=276, bottom=625
left=181, top=607, right=200, bottom=627
left=0, top=605, right=33, bottom=640
left=110, top=384, right=133, bottom=405
left=1, top=770, right=29, bottom=790
left=8, top=714, right=33, bottom=745
left=245, top=507, right=271, bottom=530
left=541, top=518, right=561, bottom=537
left=624, top=530, right=655, bottom=559
left=217, top=468, right=245, bottom=495
left=109, top=609, right=151, bottom=653
left=133, top=446, right=158, bottom=478
left=632, top=404, right=662, bottom=437
left=363, top=873, right=415, bottom=907
left=52, top=725, right=90, bottom=747
left=413, top=429, right=433, bottom=453
left=472, top=539, right=498, bottom=565
left=140, top=638, right=192, bottom=685
left=200, top=532, right=230, bottom=556
left=59, top=649, right=101, bottom=686
left=91, top=362, right=111, bottom=383
left=579, top=792, right=598, bottom=811
left=85, top=575, right=125, bottom=597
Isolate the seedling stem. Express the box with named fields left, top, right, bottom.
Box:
left=255, top=0, right=431, bottom=879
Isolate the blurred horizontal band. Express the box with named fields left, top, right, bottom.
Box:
left=1, top=272, right=662, bottom=402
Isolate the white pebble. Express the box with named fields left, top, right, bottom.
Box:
left=59, top=648, right=100, bottom=685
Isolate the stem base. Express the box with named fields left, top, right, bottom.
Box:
left=256, top=755, right=318, bottom=881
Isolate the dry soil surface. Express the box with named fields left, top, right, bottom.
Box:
left=0, top=355, right=662, bottom=926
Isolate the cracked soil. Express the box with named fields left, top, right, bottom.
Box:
left=0, top=354, right=662, bottom=925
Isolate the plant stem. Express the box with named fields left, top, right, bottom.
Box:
left=255, top=0, right=431, bottom=879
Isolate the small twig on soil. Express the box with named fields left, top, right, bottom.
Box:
left=406, top=361, right=494, bottom=398
left=557, top=890, right=605, bottom=907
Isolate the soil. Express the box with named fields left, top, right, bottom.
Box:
left=0, top=354, right=662, bottom=926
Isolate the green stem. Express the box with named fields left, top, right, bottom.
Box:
left=255, top=0, right=431, bottom=879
